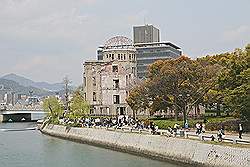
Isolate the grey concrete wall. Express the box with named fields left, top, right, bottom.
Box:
left=0, top=114, right=3, bottom=122
left=41, top=124, right=250, bottom=167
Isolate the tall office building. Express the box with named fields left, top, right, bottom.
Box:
left=133, top=25, right=160, bottom=44
left=135, top=42, right=182, bottom=79
left=133, top=24, right=182, bottom=79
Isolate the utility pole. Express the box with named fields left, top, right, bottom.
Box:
left=63, top=76, right=71, bottom=113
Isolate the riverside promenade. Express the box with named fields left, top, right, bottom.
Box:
left=40, top=124, right=250, bottom=167
left=185, top=130, right=250, bottom=144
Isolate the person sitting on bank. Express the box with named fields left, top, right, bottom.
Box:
left=195, top=122, right=201, bottom=134
left=173, top=123, right=179, bottom=137
left=184, top=121, right=189, bottom=129
left=167, top=126, right=173, bottom=134
left=202, top=122, right=206, bottom=133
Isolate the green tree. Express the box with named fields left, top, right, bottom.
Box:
left=246, top=44, right=250, bottom=56
left=126, top=82, right=150, bottom=118
left=203, top=89, right=224, bottom=116
left=127, top=56, right=221, bottom=124
left=222, top=48, right=250, bottom=121
left=154, top=56, right=220, bottom=123
left=224, top=70, right=250, bottom=120
left=199, top=44, right=250, bottom=120
left=43, top=97, right=64, bottom=119
left=69, top=87, right=90, bottom=118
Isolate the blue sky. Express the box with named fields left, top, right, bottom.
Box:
left=0, top=0, right=249, bottom=85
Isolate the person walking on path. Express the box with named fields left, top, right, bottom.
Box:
left=217, top=126, right=225, bottom=142
left=238, top=123, right=243, bottom=139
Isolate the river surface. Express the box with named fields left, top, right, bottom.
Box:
left=0, top=123, right=184, bottom=167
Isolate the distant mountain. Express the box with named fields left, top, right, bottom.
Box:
left=1, top=73, right=64, bottom=91
left=0, top=78, right=53, bottom=96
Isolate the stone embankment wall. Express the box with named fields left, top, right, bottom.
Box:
left=41, top=124, right=250, bottom=167
left=0, top=115, right=3, bottom=122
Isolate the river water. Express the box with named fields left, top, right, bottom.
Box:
left=0, top=123, right=184, bottom=167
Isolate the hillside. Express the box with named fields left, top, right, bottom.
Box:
left=1, top=73, right=64, bottom=91
left=0, top=78, right=53, bottom=96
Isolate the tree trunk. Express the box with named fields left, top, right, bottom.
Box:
left=183, top=106, right=187, bottom=128
left=133, top=109, right=136, bottom=119
left=216, top=103, right=221, bottom=116
left=174, top=107, right=178, bottom=121
left=174, top=96, right=178, bottom=121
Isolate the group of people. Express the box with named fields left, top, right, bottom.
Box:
left=217, top=123, right=244, bottom=141
left=57, top=115, right=161, bottom=134
left=54, top=116, right=245, bottom=140
left=165, top=123, right=181, bottom=137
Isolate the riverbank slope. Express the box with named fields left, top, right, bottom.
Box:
left=40, top=124, right=250, bottom=167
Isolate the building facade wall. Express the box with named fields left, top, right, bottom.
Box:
left=133, top=25, right=160, bottom=44
left=135, top=45, right=182, bottom=79
left=83, top=47, right=137, bottom=116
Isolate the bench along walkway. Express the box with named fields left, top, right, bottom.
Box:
left=90, top=125, right=250, bottom=145
left=184, top=131, right=250, bottom=145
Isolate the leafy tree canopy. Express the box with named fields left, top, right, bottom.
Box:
left=127, top=44, right=250, bottom=122
left=43, top=97, right=64, bottom=118
left=69, top=87, right=90, bottom=118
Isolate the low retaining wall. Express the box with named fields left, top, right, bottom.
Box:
left=41, top=124, right=250, bottom=167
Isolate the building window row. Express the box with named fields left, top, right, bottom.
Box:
left=105, top=53, right=136, bottom=61
left=93, top=93, right=120, bottom=104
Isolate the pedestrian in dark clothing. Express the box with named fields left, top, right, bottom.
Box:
left=150, top=122, right=155, bottom=134
left=217, top=127, right=225, bottom=142
left=211, top=135, right=215, bottom=141
left=217, top=129, right=223, bottom=142
left=238, top=124, right=243, bottom=139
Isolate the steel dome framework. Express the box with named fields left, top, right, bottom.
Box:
left=104, top=36, right=133, bottom=48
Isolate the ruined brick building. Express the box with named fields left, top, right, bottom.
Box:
left=83, top=36, right=137, bottom=116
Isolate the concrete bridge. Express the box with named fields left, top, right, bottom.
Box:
left=5, top=106, right=43, bottom=111
left=0, top=110, right=47, bottom=123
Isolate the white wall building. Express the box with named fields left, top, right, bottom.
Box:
left=83, top=36, right=137, bottom=116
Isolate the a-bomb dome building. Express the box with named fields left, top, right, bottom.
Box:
left=83, top=36, right=138, bottom=116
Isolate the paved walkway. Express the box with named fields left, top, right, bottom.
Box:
left=157, top=128, right=250, bottom=144
left=187, top=129, right=250, bottom=140
left=174, top=129, right=250, bottom=145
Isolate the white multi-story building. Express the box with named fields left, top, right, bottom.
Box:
left=83, top=36, right=137, bottom=116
